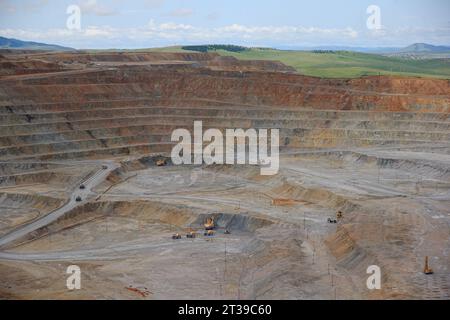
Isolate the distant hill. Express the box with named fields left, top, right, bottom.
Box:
left=275, top=43, right=450, bottom=54
left=181, top=44, right=250, bottom=53
left=383, top=43, right=450, bottom=59
left=151, top=45, right=450, bottom=79
left=399, top=43, right=450, bottom=53
left=0, top=36, right=73, bottom=51
left=276, top=45, right=399, bottom=54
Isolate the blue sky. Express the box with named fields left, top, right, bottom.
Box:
left=0, top=0, right=449, bottom=49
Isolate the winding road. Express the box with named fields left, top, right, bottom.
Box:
left=0, top=160, right=119, bottom=249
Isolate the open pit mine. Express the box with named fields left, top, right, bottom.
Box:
left=0, top=50, right=449, bottom=300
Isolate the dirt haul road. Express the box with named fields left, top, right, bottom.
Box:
left=0, top=161, right=118, bottom=248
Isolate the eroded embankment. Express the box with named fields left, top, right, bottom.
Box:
left=266, top=173, right=438, bottom=299
left=0, top=54, right=448, bottom=161
left=0, top=192, right=64, bottom=236
left=2, top=66, right=449, bottom=112
left=288, top=150, right=450, bottom=181
left=5, top=199, right=276, bottom=249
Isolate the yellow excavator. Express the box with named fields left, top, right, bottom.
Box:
left=204, top=217, right=215, bottom=230
left=424, top=256, right=434, bottom=275
left=187, top=231, right=196, bottom=239
left=204, top=230, right=215, bottom=237
left=156, top=159, right=166, bottom=167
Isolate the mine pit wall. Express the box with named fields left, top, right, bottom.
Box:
left=0, top=171, right=62, bottom=186
left=1, top=109, right=449, bottom=127
left=4, top=200, right=275, bottom=250
left=0, top=52, right=448, bottom=298
left=0, top=164, right=95, bottom=188
left=0, top=60, right=63, bottom=76
left=0, top=192, right=64, bottom=214
left=1, top=67, right=449, bottom=112
left=288, top=150, right=450, bottom=181
left=192, top=212, right=274, bottom=232
left=0, top=96, right=447, bottom=161
left=0, top=162, right=64, bottom=175
left=324, top=201, right=427, bottom=300
left=267, top=174, right=442, bottom=299
left=28, top=52, right=222, bottom=64
left=0, top=192, right=64, bottom=236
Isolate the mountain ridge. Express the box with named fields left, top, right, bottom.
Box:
left=0, top=36, right=74, bottom=51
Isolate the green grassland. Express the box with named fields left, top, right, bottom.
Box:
left=149, top=46, right=450, bottom=79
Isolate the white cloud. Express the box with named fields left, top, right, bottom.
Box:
left=205, top=24, right=360, bottom=43
left=1, top=22, right=449, bottom=49
left=159, top=22, right=195, bottom=31
left=83, top=26, right=115, bottom=37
